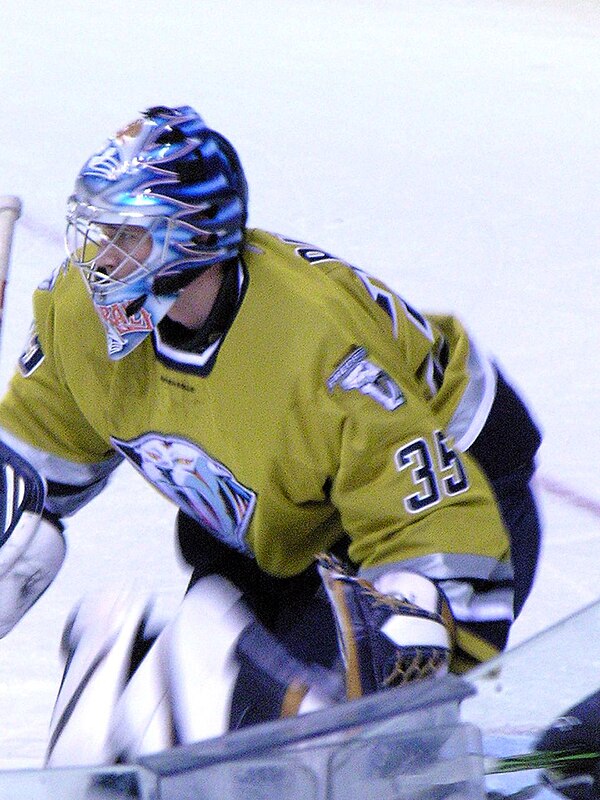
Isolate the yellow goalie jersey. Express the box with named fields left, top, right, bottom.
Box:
left=0, top=229, right=512, bottom=665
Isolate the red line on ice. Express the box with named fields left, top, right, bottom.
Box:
left=537, top=474, right=600, bottom=519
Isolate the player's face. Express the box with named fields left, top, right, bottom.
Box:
left=93, top=223, right=153, bottom=282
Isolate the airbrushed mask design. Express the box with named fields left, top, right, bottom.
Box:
left=65, top=105, right=248, bottom=358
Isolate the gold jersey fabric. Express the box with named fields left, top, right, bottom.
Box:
left=0, top=229, right=512, bottom=665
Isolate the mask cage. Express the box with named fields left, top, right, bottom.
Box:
left=65, top=210, right=169, bottom=295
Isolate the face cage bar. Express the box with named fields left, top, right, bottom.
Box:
left=65, top=216, right=168, bottom=292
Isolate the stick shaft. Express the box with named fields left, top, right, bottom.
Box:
left=0, top=196, right=22, bottom=333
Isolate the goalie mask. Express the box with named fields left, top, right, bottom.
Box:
left=65, top=105, right=248, bottom=359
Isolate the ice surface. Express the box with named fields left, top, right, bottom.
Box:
left=0, top=0, right=599, bottom=775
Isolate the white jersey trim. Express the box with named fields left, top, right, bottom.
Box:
left=0, top=428, right=118, bottom=486
left=362, top=552, right=514, bottom=624
left=437, top=578, right=514, bottom=623
left=446, top=337, right=497, bottom=451
left=0, top=428, right=120, bottom=517
left=153, top=332, right=224, bottom=369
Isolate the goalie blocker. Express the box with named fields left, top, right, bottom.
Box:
left=46, top=556, right=452, bottom=766
left=0, top=441, right=66, bottom=637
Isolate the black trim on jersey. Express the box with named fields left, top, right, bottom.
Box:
left=46, top=478, right=100, bottom=497
left=179, top=511, right=323, bottom=623
left=459, top=616, right=512, bottom=655
left=153, top=259, right=248, bottom=376
left=432, top=337, right=450, bottom=391
left=467, top=368, right=542, bottom=481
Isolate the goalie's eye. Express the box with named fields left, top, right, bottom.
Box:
left=95, top=224, right=148, bottom=252
left=91, top=224, right=153, bottom=281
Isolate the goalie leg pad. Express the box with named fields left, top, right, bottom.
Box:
left=46, top=587, right=160, bottom=767
left=318, top=556, right=452, bottom=698
left=125, top=574, right=252, bottom=751
left=47, top=577, right=253, bottom=766
left=231, top=609, right=342, bottom=729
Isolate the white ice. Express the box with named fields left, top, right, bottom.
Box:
left=0, top=0, right=599, bottom=769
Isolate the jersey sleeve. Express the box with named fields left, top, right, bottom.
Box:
left=322, top=343, right=513, bottom=669
left=0, top=268, right=121, bottom=517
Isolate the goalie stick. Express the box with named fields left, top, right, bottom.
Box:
left=0, top=196, right=22, bottom=338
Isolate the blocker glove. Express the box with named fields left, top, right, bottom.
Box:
left=0, top=441, right=66, bottom=636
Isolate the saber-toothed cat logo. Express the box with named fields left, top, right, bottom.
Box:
left=112, top=433, right=256, bottom=553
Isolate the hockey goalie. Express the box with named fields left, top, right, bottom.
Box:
left=0, top=104, right=542, bottom=766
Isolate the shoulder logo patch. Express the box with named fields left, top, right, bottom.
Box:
left=327, top=347, right=405, bottom=411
